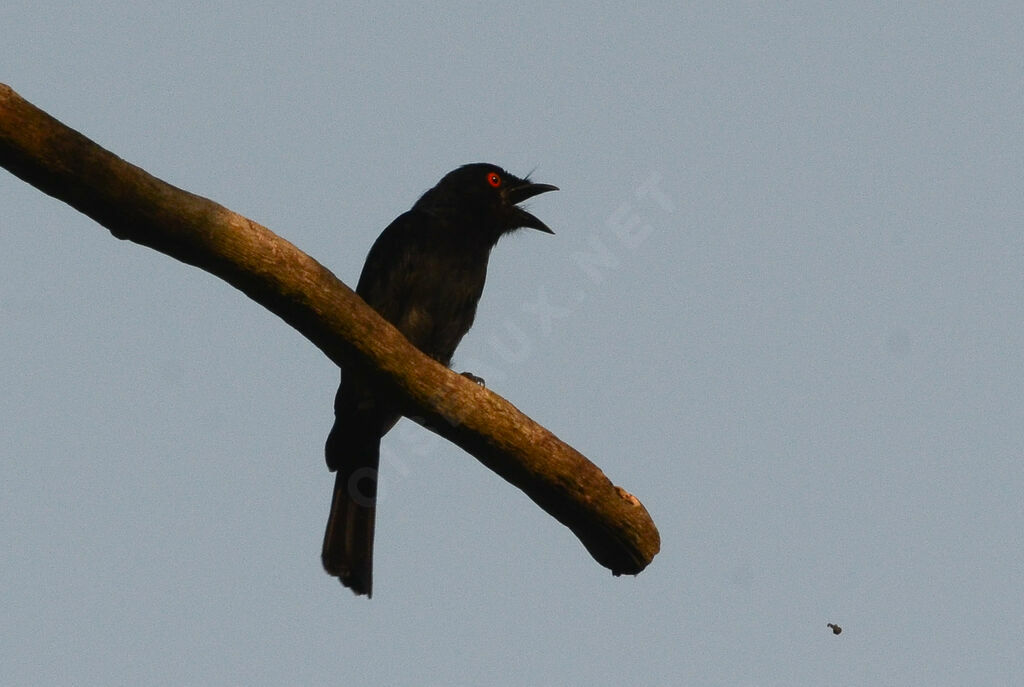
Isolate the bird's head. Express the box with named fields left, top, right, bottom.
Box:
left=419, top=163, right=558, bottom=237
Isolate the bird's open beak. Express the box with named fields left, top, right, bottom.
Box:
left=507, top=181, right=558, bottom=234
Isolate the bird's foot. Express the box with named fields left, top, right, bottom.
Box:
left=460, top=371, right=486, bottom=387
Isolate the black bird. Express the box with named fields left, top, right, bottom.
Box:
left=323, top=163, right=558, bottom=596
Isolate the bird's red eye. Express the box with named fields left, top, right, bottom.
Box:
left=487, top=172, right=501, bottom=188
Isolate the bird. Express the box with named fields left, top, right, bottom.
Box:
left=322, top=163, right=558, bottom=597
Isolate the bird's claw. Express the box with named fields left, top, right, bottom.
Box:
left=461, top=371, right=486, bottom=387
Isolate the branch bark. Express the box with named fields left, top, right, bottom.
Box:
left=0, top=84, right=660, bottom=577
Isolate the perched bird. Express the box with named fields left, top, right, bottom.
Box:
left=322, top=163, right=558, bottom=596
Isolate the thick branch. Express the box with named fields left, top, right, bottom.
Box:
left=0, top=84, right=660, bottom=576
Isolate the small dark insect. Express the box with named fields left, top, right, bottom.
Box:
left=827, top=623, right=842, bottom=635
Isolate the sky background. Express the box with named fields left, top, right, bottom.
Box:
left=2, top=2, right=1023, bottom=685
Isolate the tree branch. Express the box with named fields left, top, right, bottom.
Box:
left=0, top=84, right=660, bottom=577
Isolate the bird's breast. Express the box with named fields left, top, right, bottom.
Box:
left=390, top=254, right=488, bottom=364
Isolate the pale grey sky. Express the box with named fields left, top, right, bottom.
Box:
left=3, top=2, right=1023, bottom=685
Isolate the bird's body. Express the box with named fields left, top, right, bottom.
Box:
left=322, top=163, right=557, bottom=596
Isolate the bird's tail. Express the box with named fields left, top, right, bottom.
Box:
left=322, top=432, right=379, bottom=597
